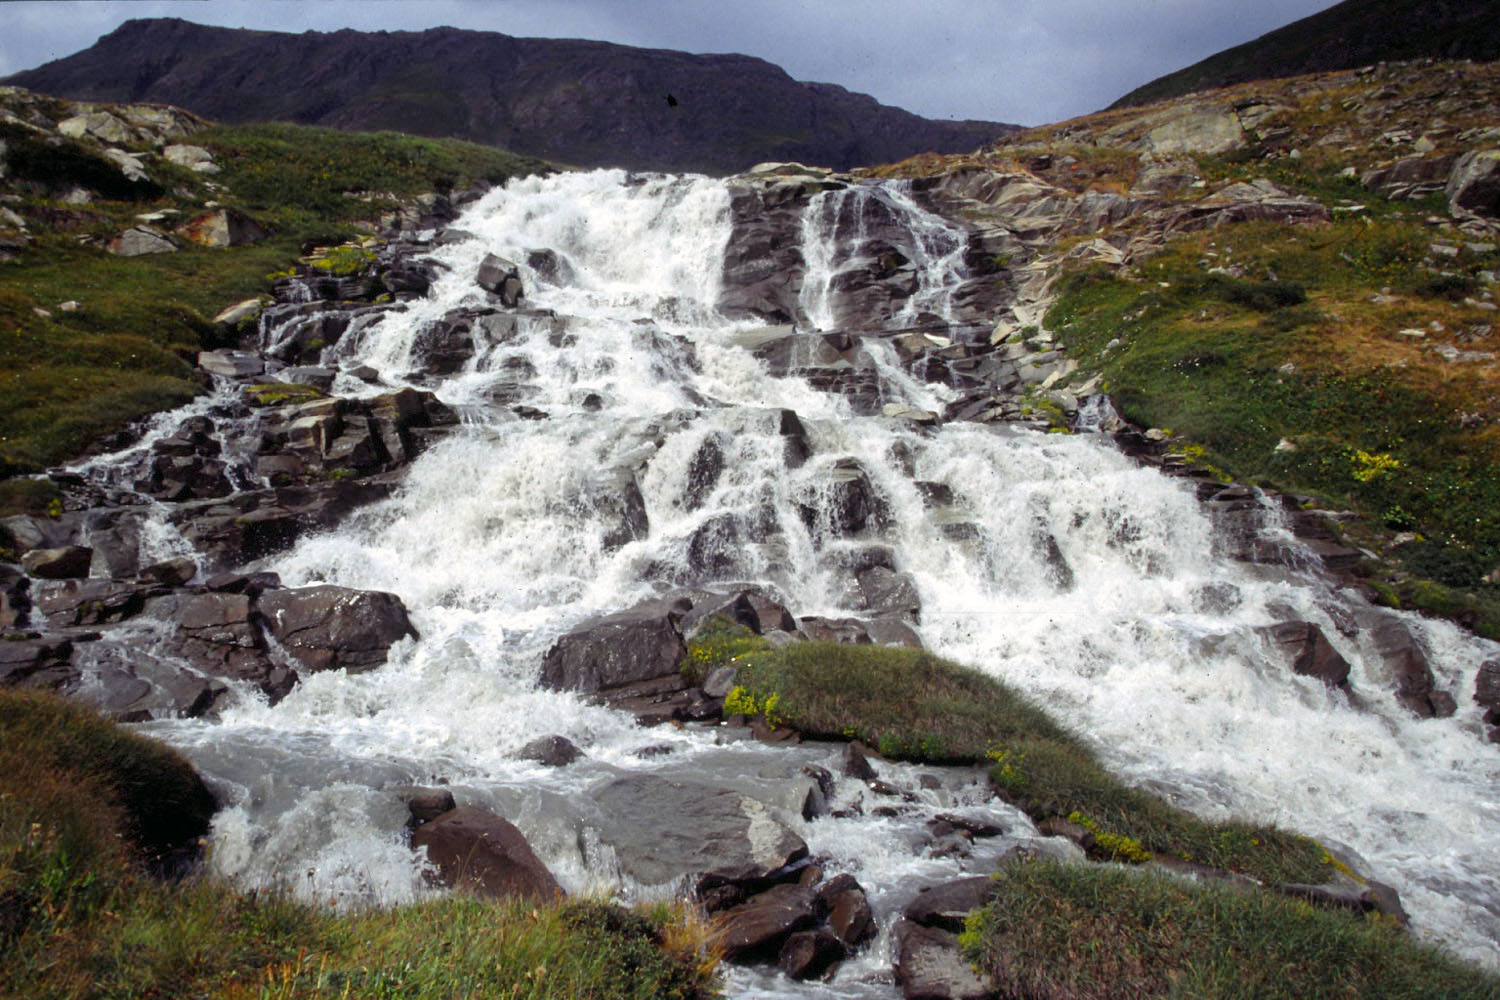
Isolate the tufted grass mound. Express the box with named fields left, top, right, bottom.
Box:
left=704, top=629, right=1328, bottom=884
left=963, top=860, right=1500, bottom=1000
left=0, top=690, right=719, bottom=1000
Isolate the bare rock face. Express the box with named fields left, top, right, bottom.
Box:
left=409, top=806, right=562, bottom=901
left=1255, top=620, right=1351, bottom=690
left=1370, top=618, right=1454, bottom=718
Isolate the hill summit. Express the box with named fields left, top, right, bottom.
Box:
left=3, top=17, right=1016, bottom=175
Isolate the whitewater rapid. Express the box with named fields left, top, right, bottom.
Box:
left=124, top=169, right=1499, bottom=993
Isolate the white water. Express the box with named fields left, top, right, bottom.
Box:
left=119, top=170, right=1499, bottom=992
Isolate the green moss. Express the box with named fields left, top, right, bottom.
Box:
left=242, top=382, right=327, bottom=407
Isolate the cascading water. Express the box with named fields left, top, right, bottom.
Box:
left=98, top=168, right=1497, bottom=994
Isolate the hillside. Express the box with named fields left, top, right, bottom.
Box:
left=2, top=17, right=1016, bottom=175
left=1111, top=0, right=1500, bottom=110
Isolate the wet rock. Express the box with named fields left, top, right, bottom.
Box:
left=1370, top=618, right=1452, bottom=718
left=525, top=248, right=574, bottom=285
left=592, top=468, right=650, bottom=552
left=0, top=568, right=29, bottom=629
left=799, top=459, right=886, bottom=539
left=1475, top=658, right=1500, bottom=733
left=685, top=514, right=745, bottom=579
left=476, top=253, right=524, bottom=306
left=172, top=480, right=397, bottom=572
left=21, top=545, right=92, bottom=579
left=590, top=773, right=808, bottom=886
left=680, top=432, right=728, bottom=510
left=841, top=741, right=879, bottom=781
left=519, top=734, right=583, bottom=767
left=713, top=883, right=821, bottom=962
left=903, top=875, right=1000, bottom=933
left=855, top=564, right=921, bottom=620
left=34, top=579, right=151, bottom=627
left=155, top=590, right=292, bottom=699
left=1255, top=620, right=1351, bottom=690
left=778, top=928, right=846, bottom=980
left=0, top=636, right=74, bottom=688
left=538, top=596, right=688, bottom=694
left=139, top=557, right=197, bottom=588
left=410, top=806, right=562, bottom=901
left=778, top=408, right=812, bottom=469
left=394, top=786, right=457, bottom=828
left=892, top=919, right=994, bottom=1000
left=258, top=585, right=417, bottom=674
left=817, top=873, right=876, bottom=947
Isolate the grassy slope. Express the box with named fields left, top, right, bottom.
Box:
left=0, top=690, right=718, bottom=1000
left=0, top=109, right=551, bottom=489
left=963, top=861, right=1499, bottom=1000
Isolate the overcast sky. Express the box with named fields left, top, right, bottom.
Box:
left=0, top=0, right=1343, bottom=126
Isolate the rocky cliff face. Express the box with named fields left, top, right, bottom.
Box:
left=4, top=18, right=1016, bottom=175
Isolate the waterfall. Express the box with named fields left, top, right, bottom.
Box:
left=100, top=169, right=1498, bottom=994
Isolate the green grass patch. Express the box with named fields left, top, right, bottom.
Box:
left=0, top=690, right=718, bottom=1000
left=713, top=636, right=1327, bottom=883
left=963, top=860, right=1499, bottom=1000
left=1048, top=217, right=1500, bottom=623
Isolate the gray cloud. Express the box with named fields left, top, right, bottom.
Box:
left=0, top=0, right=1342, bottom=126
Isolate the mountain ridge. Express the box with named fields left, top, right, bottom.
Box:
left=4, top=17, right=1017, bottom=175
left=1110, top=0, right=1500, bottom=110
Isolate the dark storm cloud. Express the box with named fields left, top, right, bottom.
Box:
left=0, top=0, right=1342, bottom=125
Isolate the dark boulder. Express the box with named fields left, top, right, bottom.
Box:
left=476, top=253, right=524, bottom=307
left=519, top=734, right=583, bottom=767
left=21, top=545, right=93, bottom=579
left=778, top=928, right=846, bottom=980
left=1476, top=658, right=1500, bottom=740
left=410, top=806, right=562, bottom=901
left=713, top=883, right=821, bottom=962
left=258, top=585, right=417, bottom=674
left=0, top=636, right=74, bottom=688
left=394, top=786, right=457, bottom=828
left=538, top=597, right=688, bottom=694
left=903, top=875, right=1000, bottom=934
left=817, top=873, right=876, bottom=947
left=892, top=919, right=994, bottom=1000
left=34, top=579, right=152, bottom=627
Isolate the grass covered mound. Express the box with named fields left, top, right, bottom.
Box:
left=963, top=860, right=1500, bottom=1000
left=0, top=104, right=551, bottom=479
left=0, top=690, right=718, bottom=1000
left=695, top=623, right=1328, bottom=884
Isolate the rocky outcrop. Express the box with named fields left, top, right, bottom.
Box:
left=537, top=597, right=689, bottom=695
left=258, top=585, right=416, bottom=674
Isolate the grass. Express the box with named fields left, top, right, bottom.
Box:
left=962, top=860, right=1500, bottom=1000
left=0, top=115, right=552, bottom=476
left=0, top=689, right=720, bottom=1000
left=1046, top=214, right=1500, bottom=635
left=691, top=625, right=1329, bottom=884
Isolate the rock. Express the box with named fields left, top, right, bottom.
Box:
left=258, top=585, right=417, bottom=674
left=680, top=432, right=728, bottom=511
left=817, top=873, right=876, bottom=947
left=1476, top=658, right=1500, bottom=727
left=153, top=590, right=294, bottom=700
left=537, top=596, right=687, bottom=694
left=1447, top=148, right=1500, bottom=219
left=20, top=545, right=92, bottom=579
left=107, top=226, right=176, bottom=256
left=162, top=144, right=217, bottom=171
left=1255, top=620, right=1351, bottom=689
left=476, top=253, right=524, bottom=306
left=176, top=208, right=269, bottom=248
left=34, top=578, right=149, bottom=627
left=211, top=298, right=263, bottom=326
left=778, top=928, right=846, bottom=980
left=139, top=556, right=197, bottom=587
left=855, top=564, right=921, bottom=620
left=892, top=919, right=994, bottom=1000
left=394, top=786, right=456, bottom=828
left=903, top=876, right=1000, bottom=933
left=409, top=806, right=562, bottom=901
left=799, top=459, right=886, bottom=539
left=1370, top=618, right=1452, bottom=718
left=0, top=568, right=29, bottom=629
left=518, top=734, right=583, bottom=767
left=713, top=883, right=821, bottom=961
left=590, top=773, right=808, bottom=886
left=0, top=636, right=74, bottom=688
left=58, top=111, right=135, bottom=144
left=197, top=350, right=265, bottom=378
left=841, top=741, right=878, bottom=781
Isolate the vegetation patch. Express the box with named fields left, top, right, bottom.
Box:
left=963, top=860, right=1500, bottom=1000
left=1048, top=216, right=1500, bottom=633
left=701, top=634, right=1327, bottom=883
left=0, top=689, right=718, bottom=1000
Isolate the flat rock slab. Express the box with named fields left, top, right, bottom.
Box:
left=893, top=919, right=995, bottom=1000
left=714, top=883, right=820, bottom=961
left=904, top=875, right=1001, bottom=933
left=590, top=773, right=807, bottom=887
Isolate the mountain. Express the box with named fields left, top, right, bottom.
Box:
left=3, top=18, right=1016, bottom=175
left=1110, top=0, right=1500, bottom=109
